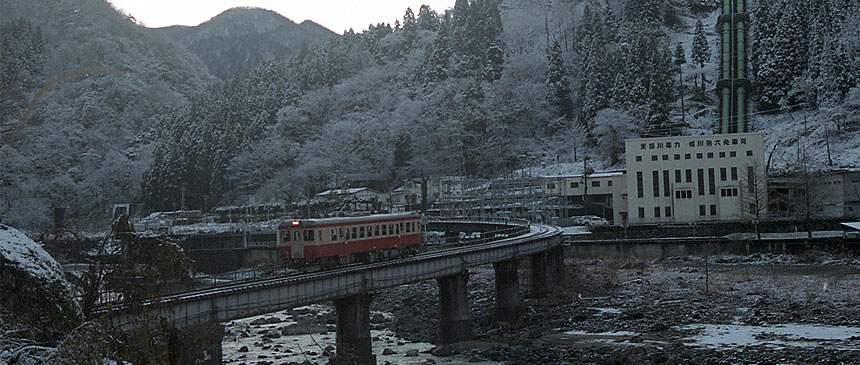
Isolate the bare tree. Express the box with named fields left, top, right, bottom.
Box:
left=789, top=144, right=823, bottom=240
left=740, top=161, right=768, bottom=240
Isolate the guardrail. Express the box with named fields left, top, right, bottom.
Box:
left=98, top=223, right=562, bottom=329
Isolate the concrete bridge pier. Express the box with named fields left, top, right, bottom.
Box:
left=548, top=245, right=565, bottom=281
left=528, top=251, right=551, bottom=298
left=334, top=294, right=376, bottom=365
left=437, top=271, right=474, bottom=344
left=493, top=258, right=523, bottom=322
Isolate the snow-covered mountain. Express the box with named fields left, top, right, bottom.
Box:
left=156, top=7, right=337, bottom=79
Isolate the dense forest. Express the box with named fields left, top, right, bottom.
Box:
left=1, top=0, right=859, bottom=229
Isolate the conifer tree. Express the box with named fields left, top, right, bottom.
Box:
left=690, top=18, right=710, bottom=97
left=674, top=42, right=687, bottom=126
left=546, top=40, right=573, bottom=121
left=417, top=5, right=439, bottom=31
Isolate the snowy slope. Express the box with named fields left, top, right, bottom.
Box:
left=0, top=225, right=69, bottom=291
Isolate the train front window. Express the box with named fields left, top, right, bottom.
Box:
left=294, top=231, right=301, bottom=241
left=303, top=230, right=314, bottom=241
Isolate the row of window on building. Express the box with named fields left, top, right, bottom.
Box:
left=637, top=204, right=722, bottom=218
left=635, top=150, right=753, bottom=162
left=547, top=180, right=614, bottom=190
left=635, top=166, right=754, bottom=198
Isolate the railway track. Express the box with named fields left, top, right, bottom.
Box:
left=94, top=220, right=556, bottom=316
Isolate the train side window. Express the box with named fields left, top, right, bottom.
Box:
left=375, top=225, right=380, bottom=236
left=382, top=224, right=387, bottom=235
left=360, top=226, right=365, bottom=238
left=367, top=225, right=372, bottom=237
left=396, top=224, right=400, bottom=234
left=351, top=227, right=357, bottom=239
left=303, top=230, right=314, bottom=241
left=331, top=229, right=337, bottom=240
left=399, top=223, right=404, bottom=232
left=389, top=224, right=394, bottom=234
left=339, top=228, right=344, bottom=239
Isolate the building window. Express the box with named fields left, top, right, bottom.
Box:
left=675, top=170, right=682, bottom=183
left=652, top=155, right=658, bottom=161
left=686, top=169, right=692, bottom=183
left=697, top=169, right=705, bottom=195
left=547, top=183, right=555, bottom=189
left=746, top=150, right=753, bottom=156
left=707, top=152, right=714, bottom=159
left=720, top=167, right=727, bottom=181
left=636, top=156, right=642, bottom=162
left=699, top=205, right=706, bottom=216
left=730, top=151, right=737, bottom=157
left=571, top=182, right=579, bottom=188
left=665, top=206, right=672, bottom=217
left=662, top=155, right=669, bottom=160
left=685, top=153, right=691, bottom=160
left=654, top=207, right=661, bottom=217
left=697, top=153, right=703, bottom=159
left=608, top=180, right=613, bottom=187
left=653, top=171, right=660, bottom=198
left=638, top=207, right=645, bottom=218
left=710, top=204, right=717, bottom=216
left=719, top=152, right=726, bottom=158
left=663, top=170, right=670, bottom=197
left=592, top=181, right=600, bottom=187
left=674, top=154, right=681, bottom=160
left=731, top=167, right=738, bottom=181
left=720, top=187, right=738, bottom=197
left=708, top=168, right=716, bottom=195
left=637, top=172, right=644, bottom=198
left=675, top=190, right=692, bottom=199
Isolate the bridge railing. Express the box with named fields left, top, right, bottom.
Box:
left=425, top=216, right=531, bottom=227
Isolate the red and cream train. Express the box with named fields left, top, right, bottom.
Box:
left=277, top=213, right=422, bottom=267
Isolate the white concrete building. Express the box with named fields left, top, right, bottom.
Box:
left=543, top=172, right=628, bottom=225
left=818, top=170, right=860, bottom=217
left=624, top=133, right=766, bottom=224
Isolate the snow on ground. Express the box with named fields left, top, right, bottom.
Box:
left=561, top=226, right=591, bottom=236
left=686, top=323, right=860, bottom=349
left=222, top=304, right=498, bottom=364
left=724, top=230, right=846, bottom=240
left=0, top=224, right=69, bottom=289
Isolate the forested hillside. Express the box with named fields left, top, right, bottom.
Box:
left=2, top=0, right=859, bottom=229
left=156, top=7, right=337, bottom=79
left=0, top=0, right=214, bottom=229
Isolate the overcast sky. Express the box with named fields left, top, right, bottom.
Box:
left=106, top=0, right=457, bottom=34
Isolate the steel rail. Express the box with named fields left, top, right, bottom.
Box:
left=95, top=219, right=561, bottom=327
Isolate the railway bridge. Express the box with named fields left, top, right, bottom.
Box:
left=99, top=218, right=564, bottom=364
